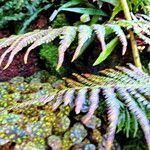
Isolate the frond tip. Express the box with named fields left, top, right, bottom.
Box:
left=57, top=26, right=77, bottom=70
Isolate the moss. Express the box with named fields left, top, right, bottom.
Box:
left=51, top=13, right=69, bottom=28
left=39, top=43, right=66, bottom=76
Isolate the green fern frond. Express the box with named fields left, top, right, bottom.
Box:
left=0, top=0, right=51, bottom=32
left=117, top=88, right=150, bottom=148
left=1, top=64, right=150, bottom=150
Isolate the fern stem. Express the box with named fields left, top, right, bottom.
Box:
left=120, top=0, right=142, bottom=69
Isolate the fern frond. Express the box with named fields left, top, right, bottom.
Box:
left=103, top=88, right=120, bottom=150
left=1, top=64, right=150, bottom=150
left=92, top=24, right=106, bottom=51
left=106, top=24, right=127, bottom=55
left=0, top=35, right=19, bottom=49
left=127, top=89, right=150, bottom=109
left=52, top=90, right=66, bottom=110
left=117, top=88, right=150, bottom=148
left=0, top=32, right=35, bottom=66
left=24, top=28, right=63, bottom=64
left=72, top=73, right=97, bottom=86
left=64, top=77, right=84, bottom=87
left=136, top=13, right=150, bottom=22
left=0, top=18, right=150, bottom=69
left=71, top=25, right=93, bottom=62
left=82, top=88, right=100, bottom=123
left=74, top=88, right=88, bottom=114
left=115, top=66, right=147, bottom=81
left=135, top=32, right=150, bottom=45
left=4, top=29, right=51, bottom=69
left=64, top=89, right=76, bottom=106
left=115, top=13, right=150, bottom=46
left=57, top=26, right=77, bottom=70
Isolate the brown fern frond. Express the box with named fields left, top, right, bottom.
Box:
left=63, top=77, right=84, bottom=87
left=72, top=73, right=97, bottom=86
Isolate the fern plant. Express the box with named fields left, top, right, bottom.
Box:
left=115, top=13, right=150, bottom=45
left=0, top=13, right=150, bottom=70
left=2, top=64, right=150, bottom=150
left=0, top=0, right=51, bottom=33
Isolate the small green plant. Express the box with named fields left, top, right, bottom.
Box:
left=0, top=0, right=51, bottom=33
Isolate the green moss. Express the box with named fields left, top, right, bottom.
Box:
left=39, top=43, right=66, bottom=76
left=51, top=13, right=69, bottom=28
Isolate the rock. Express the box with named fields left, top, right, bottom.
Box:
left=0, top=125, right=27, bottom=145
left=54, top=115, right=70, bottom=133
left=84, top=144, right=96, bottom=150
left=14, top=139, right=46, bottom=150
left=70, top=123, right=87, bottom=144
left=52, top=80, right=65, bottom=89
left=84, top=115, right=101, bottom=129
left=26, top=121, right=52, bottom=138
left=26, top=70, right=50, bottom=83
left=0, top=113, right=22, bottom=124
left=10, top=77, right=24, bottom=84
left=47, top=135, right=62, bottom=150
left=62, top=131, right=74, bottom=150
